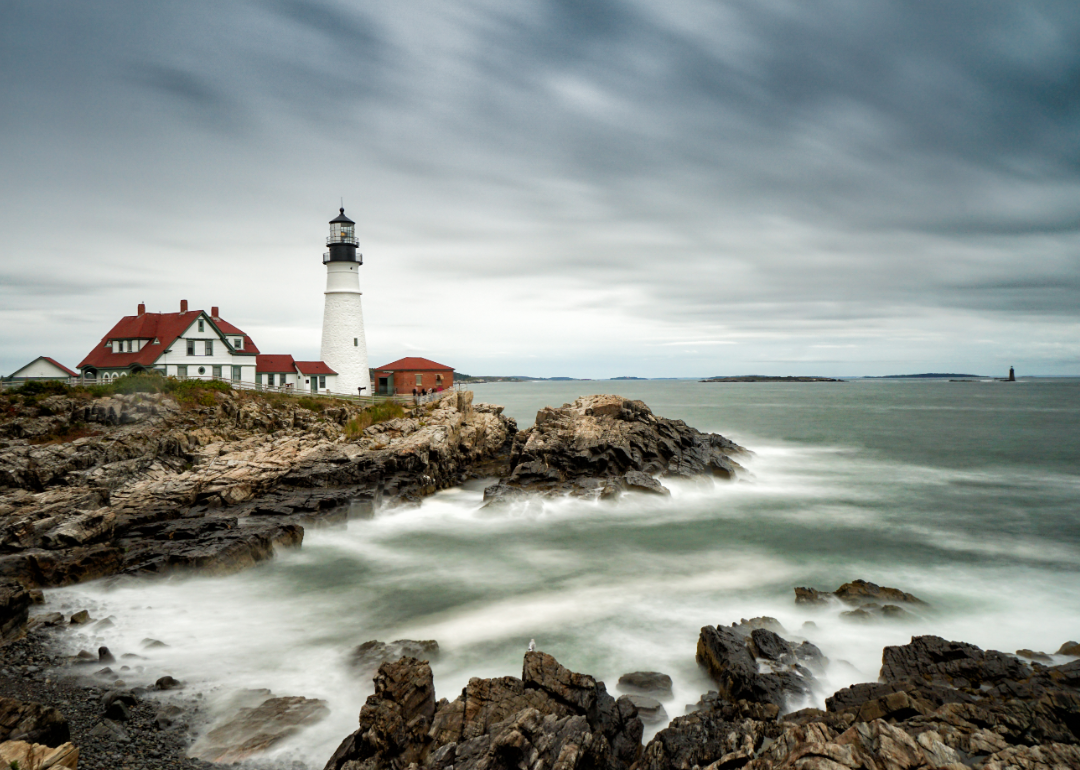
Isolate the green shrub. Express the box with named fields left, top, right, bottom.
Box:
left=12, top=380, right=71, bottom=397
left=296, top=396, right=327, bottom=413
left=345, top=400, right=406, bottom=438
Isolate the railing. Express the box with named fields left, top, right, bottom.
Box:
left=326, top=235, right=359, bottom=246
left=323, top=251, right=363, bottom=264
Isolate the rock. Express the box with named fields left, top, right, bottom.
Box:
left=621, top=694, right=667, bottom=724
left=696, top=625, right=811, bottom=708
left=1058, top=641, right=1080, bottom=657
left=88, top=718, right=130, bottom=743
left=0, top=697, right=70, bottom=747
left=154, top=675, right=182, bottom=690
left=101, top=690, right=138, bottom=710
left=97, top=645, right=115, bottom=663
left=103, top=699, right=130, bottom=721
left=140, top=638, right=168, bottom=648
left=616, top=671, right=673, bottom=698
left=795, top=579, right=926, bottom=608
left=0, top=739, right=79, bottom=770
left=327, top=652, right=643, bottom=770
left=349, top=639, right=440, bottom=673
left=190, top=694, right=329, bottom=763
left=1017, top=648, right=1053, bottom=663
left=0, top=579, right=32, bottom=641
left=638, top=710, right=770, bottom=770
left=68, top=610, right=90, bottom=624
left=154, top=704, right=185, bottom=730
left=880, top=635, right=1031, bottom=688
left=483, top=395, right=746, bottom=503
left=731, top=617, right=788, bottom=636
left=749, top=628, right=793, bottom=663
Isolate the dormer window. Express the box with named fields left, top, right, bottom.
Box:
left=198, top=319, right=205, bottom=333
left=234, top=338, right=243, bottom=349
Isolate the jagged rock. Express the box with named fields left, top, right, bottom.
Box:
left=696, top=625, right=811, bottom=708
left=483, top=395, right=746, bottom=503
left=616, top=671, right=673, bottom=698
left=621, top=694, right=667, bottom=724
left=88, top=718, right=130, bottom=743
left=880, top=635, right=1031, bottom=688
left=189, top=694, right=329, bottom=763
left=0, top=739, right=79, bottom=770
left=0, top=697, right=70, bottom=747
left=980, top=742, right=1080, bottom=769
left=638, top=711, right=770, bottom=770
left=326, top=652, right=642, bottom=770
left=1017, top=648, right=1053, bottom=663
left=795, top=579, right=926, bottom=608
left=68, top=610, right=89, bottom=624
left=0, top=579, right=31, bottom=640
left=349, top=639, right=440, bottom=673
left=731, top=617, right=788, bottom=637
left=0, top=389, right=516, bottom=588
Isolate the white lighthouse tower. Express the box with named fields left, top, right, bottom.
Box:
left=320, top=207, right=370, bottom=396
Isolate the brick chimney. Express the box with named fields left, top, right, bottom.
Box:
left=137, top=303, right=146, bottom=316
left=211, top=306, right=219, bottom=318
left=180, top=299, right=188, bottom=313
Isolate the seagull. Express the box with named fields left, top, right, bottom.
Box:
left=528, top=638, right=536, bottom=652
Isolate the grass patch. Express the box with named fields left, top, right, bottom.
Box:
left=345, top=401, right=406, bottom=438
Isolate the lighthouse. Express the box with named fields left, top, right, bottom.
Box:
left=320, top=207, right=370, bottom=396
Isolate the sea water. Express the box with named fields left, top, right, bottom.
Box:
left=47, top=378, right=1080, bottom=765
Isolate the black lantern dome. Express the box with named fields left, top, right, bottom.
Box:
left=324, top=207, right=362, bottom=264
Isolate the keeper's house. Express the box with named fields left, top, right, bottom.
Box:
left=373, top=357, right=454, bottom=395
left=78, top=301, right=339, bottom=393
left=6, top=356, right=78, bottom=382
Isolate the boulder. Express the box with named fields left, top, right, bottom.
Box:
left=880, top=635, right=1031, bottom=688
left=0, top=697, right=70, bottom=747
left=795, top=579, right=926, bottom=608
left=190, top=694, right=329, bottom=763
left=621, top=694, right=667, bottom=725
left=1058, top=641, right=1080, bottom=657
left=0, top=739, right=79, bottom=770
left=696, top=625, right=811, bottom=708
left=349, top=639, right=440, bottom=673
left=0, top=579, right=31, bottom=641
left=616, top=671, right=673, bottom=698
left=638, top=711, right=770, bottom=770
left=483, top=395, right=747, bottom=503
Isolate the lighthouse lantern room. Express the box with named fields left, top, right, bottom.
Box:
left=320, top=207, right=370, bottom=396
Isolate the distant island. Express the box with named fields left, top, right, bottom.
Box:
left=610, top=376, right=646, bottom=380
left=455, top=374, right=586, bottom=383
left=701, top=375, right=844, bottom=383
left=862, top=373, right=983, bottom=379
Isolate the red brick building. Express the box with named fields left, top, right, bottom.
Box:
left=373, top=357, right=454, bottom=395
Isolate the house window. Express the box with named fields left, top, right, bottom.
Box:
left=212, top=365, right=222, bottom=379
left=319, top=375, right=326, bottom=389
left=234, top=338, right=243, bottom=349
left=198, top=319, right=204, bottom=332
left=436, top=374, right=443, bottom=384
left=198, top=366, right=206, bottom=375
left=187, top=339, right=195, bottom=356
left=177, top=365, right=188, bottom=378
left=267, top=373, right=275, bottom=386
left=232, top=366, right=241, bottom=381
left=204, top=340, right=213, bottom=355
left=256, top=373, right=262, bottom=385
left=416, top=374, right=423, bottom=386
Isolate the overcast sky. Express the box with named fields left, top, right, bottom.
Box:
left=2, top=1, right=1078, bottom=378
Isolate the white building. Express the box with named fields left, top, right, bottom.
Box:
left=320, top=208, right=371, bottom=397
left=78, top=302, right=339, bottom=394
left=6, top=356, right=78, bottom=382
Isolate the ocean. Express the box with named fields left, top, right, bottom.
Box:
left=47, top=378, right=1080, bottom=765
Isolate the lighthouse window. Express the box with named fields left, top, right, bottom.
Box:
left=354, top=338, right=358, bottom=346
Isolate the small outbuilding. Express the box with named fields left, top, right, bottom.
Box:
left=7, top=356, right=78, bottom=382
left=373, top=357, right=454, bottom=395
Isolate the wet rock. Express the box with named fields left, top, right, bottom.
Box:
left=749, top=628, right=793, bottom=663
left=0, top=739, right=79, bottom=769
left=103, top=699, right=130, bottom=721
left=621, top=694, right=667, bottom=724
left=616, top=671, right=673, bottom=698
left=793, top=641, right=828, bottom=673
left=190, top=694, right=329, bottom=763
left=731, top=616, right=788, bottom=637
left=880, top=635, right=1031, bottom=688
left=88, top=718, right=130, bottom=743
left=1017, top=648, right=1053, bottom=663
left=483, top=395, right=747, bottom=503
left=97, top=645, right=115, bottom=663
left=101, top=690, right=138, bottom=711
left=349, top=638, right=440, bottom=673
left=696, top=625, right=811, bottom=708
left=140, top=638, right=168, bottom=648
left=795, top=579, right=926, bottom=608
left=0, top=697, right=70, bottom=747
left=154, top=675, right=182, bottom=690
left=1057, top=641, right=1080, bottom=657
left=0, top=579, right=32, bottom=641
left=68, top=610, right=90, bottom=625
left=638, top=710, right=770, bottom=770
left=154, top=704, right=185, bottom=730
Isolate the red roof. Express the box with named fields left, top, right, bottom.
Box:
left=42, top=357, right=78, bottom=377
left=256, top=354, right=296, bottom=373
left=213, top=319, right=261, bottom=355
left=295, top=361, right=337, bottom=375
left=77, top=309, right=258, bottom=371
left=375, top=357, right=454, bottom=371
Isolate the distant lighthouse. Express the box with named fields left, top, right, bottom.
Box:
left=320, top=207, right=370, bottom=396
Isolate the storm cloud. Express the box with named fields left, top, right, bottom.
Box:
left=2, top=0, right=1078, bottom=377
